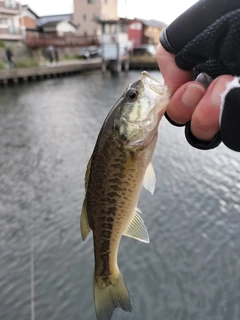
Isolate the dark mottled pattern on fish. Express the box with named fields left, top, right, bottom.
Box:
left=86, top=130, right=147, bottom=278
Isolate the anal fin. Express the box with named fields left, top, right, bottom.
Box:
left=123, top=208, right=149, bottom=243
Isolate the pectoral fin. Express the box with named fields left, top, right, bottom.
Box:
left=80, top=199, right=91, bottom=240
left=143, top=162, right=156, bottom=195
left=123, top=209, right=149, bottom=243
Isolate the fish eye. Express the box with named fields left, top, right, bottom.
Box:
left=127, top=89, right=139, bottom=102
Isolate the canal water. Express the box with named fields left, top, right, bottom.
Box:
left=0, top=71, right=240, bottom=320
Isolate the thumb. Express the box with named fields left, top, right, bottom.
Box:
left=156, top=43, right=194, bottom=93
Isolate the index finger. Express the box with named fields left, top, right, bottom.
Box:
left=156, top=43, right=194, bottom=93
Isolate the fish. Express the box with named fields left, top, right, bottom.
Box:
left=80, top=71, right=170, bottom=320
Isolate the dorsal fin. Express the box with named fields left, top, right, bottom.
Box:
left=80, top=158, right=93, bottom=240
left=80, top=199, right=91, bottom=240
left=84, top=156, right=92, bottom=190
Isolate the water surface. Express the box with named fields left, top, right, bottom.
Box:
left=0, top=71, right=240, bottom=320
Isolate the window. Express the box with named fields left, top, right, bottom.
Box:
left=130, top=22, right=142, bottom=30
left=93, top=14, right=99, bottom=21
left=83, top=14, right=86, bottom=21
left=7, top=18, right=16, bottom=34
left=4, top=0, right=11, bottom=8
left=87, top=0, right=94, bottom=3
left=0, top=19, right=7, bottom=25
left=11, top=1, right=16, bottom=8
left=7, top=18, right=13, bottom=28
left=110, top=24, right=116, bottom=34
left=4, top=0, right=17, bottom=8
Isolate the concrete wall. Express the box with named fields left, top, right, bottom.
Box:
left=73, top=0, right=101, bottom=36
left=73, top=0, right=118, bottom=36
left=100, top=0, right=118, bottom=20
left=0, top=43, right=82, bottom=65
left=0, top=43, right=33, bottom=63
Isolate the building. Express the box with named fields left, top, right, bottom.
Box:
left=20, top=10, right=79, bottom=46
left=20, top=9, right=78, bottom=37
left=73, top=0, right=118, bottom=36
left=37, top=14, right=77, bottom=36
left=0, top=0, right=23, bottom=41
left=23, top=12, right=96, bottom=49
left=21, top=4, right=39, bottom=30
left=127, top=18, right=167, bottom=46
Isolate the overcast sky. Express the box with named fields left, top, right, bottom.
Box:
left=20, top=0, right=198, bottom=25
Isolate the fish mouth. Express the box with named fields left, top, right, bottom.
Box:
left=139, top=71, right=171, bottom=114
left=139, top=71, right=164, bottom=95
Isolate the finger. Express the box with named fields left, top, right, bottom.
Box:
left=191, top=75, right=234, bottom=141
left=156, top=43, right=194, bottom=93
left=166, top=81, right=206, bottom=124
left=221, top=79, right=240, bottom=151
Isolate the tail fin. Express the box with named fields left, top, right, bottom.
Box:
left=93, top=272, right=132, bottom=320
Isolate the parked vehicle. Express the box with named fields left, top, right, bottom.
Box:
left=131, top=45, right=156, bottom=56
left=78, top=46, right=101, bottom=59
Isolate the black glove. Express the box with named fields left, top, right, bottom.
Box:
left=160, top=0, right=240, bottom=151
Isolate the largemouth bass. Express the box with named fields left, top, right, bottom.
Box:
left=80, top=71, right=170, bottom=320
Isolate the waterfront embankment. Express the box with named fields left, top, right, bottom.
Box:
left=0, top=59, right=101, bottom=85
left=0, top=57, right=159, bottom=85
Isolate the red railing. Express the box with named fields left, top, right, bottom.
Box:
left=25, top=35, right=100, bottom=48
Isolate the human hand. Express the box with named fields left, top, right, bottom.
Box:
left=156, top=0, right=240, bottom=151
left=157, top=43, right=233, bottom=148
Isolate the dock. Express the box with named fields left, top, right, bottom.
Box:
left=0, top=58, right=159, bottom=85
left=0, top=59, right=101, bottom=85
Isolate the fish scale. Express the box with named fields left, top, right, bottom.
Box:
left=92, top=156, right=141, bottom=277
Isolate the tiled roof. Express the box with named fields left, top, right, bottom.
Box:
left=139, top=19, right=167, bottom=28
left=37, top=14, right=72, bottom=27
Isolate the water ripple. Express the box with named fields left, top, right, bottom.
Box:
left=1, top=72, right=240, bottom=320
